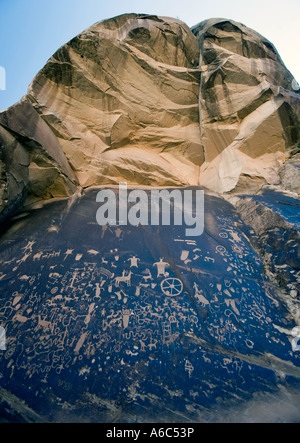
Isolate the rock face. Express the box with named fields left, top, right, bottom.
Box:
left=28, top=14, right=203, bottom=190
left=279, top=154, right=300, bottom=194
left=0, top=14, right=300, bottom=223
left=0, top=187, right=300, bottom=423
left=0, top=97, right=78, bottom=224
left=193, top=18, right=300, bottom=194
left=0, top=14, right=300, bottom=423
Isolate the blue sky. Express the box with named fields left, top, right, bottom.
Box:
left=0, top=0, right=299, bottom=110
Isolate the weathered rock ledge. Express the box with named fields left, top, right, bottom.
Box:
left=0, top=14, right=299, bottom=223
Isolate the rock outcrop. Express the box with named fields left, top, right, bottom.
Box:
left=193, top=18, right=300, bottom=193
left=0, top=97, right=78, bottom=224
left=0, top=186, right=300, bottom=423
left=28, top=14, right=203, bottom=190
left=0, top=14, right=299, bottom=224
left=0, top=13, right=300, bottom=424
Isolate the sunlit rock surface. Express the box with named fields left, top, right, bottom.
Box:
left=28, top=14, right=203, bottom=190
left=0, top=14, right=300, bottom=223
left=0, top=13, right=300, bottom=423
left=192, top=18, right=300, bottom=193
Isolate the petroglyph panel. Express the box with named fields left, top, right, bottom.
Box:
left=0, top=188, right=299, bottom=422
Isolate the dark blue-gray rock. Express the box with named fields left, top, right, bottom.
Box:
left=0, top=13, right=300, bottom=423
left=0, top=187, right=300, bottom=423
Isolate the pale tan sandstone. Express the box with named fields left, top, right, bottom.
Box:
left=0, top=14, right=300, bottom=223
left=28, top=14, right=204, bottom=189
left=192, top=18, right=300, bottom=193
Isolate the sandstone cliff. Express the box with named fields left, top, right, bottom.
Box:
left=0, top=14, right=300, bottom=424
left=0, top=14, right=299, bottom=223
left=193, top=18, right=300, bottom=193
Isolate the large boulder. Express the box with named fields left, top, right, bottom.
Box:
left=0, top=97, right=78, bottom=224
left=0, top=14, right=300, bottom=423
left=27, top=14, right=203, bottom=189
left=0, top=186, right=300, bottom=423
left=192, top=18, right=300, bottom=193
left=1, top=14, right=300, bottom=225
